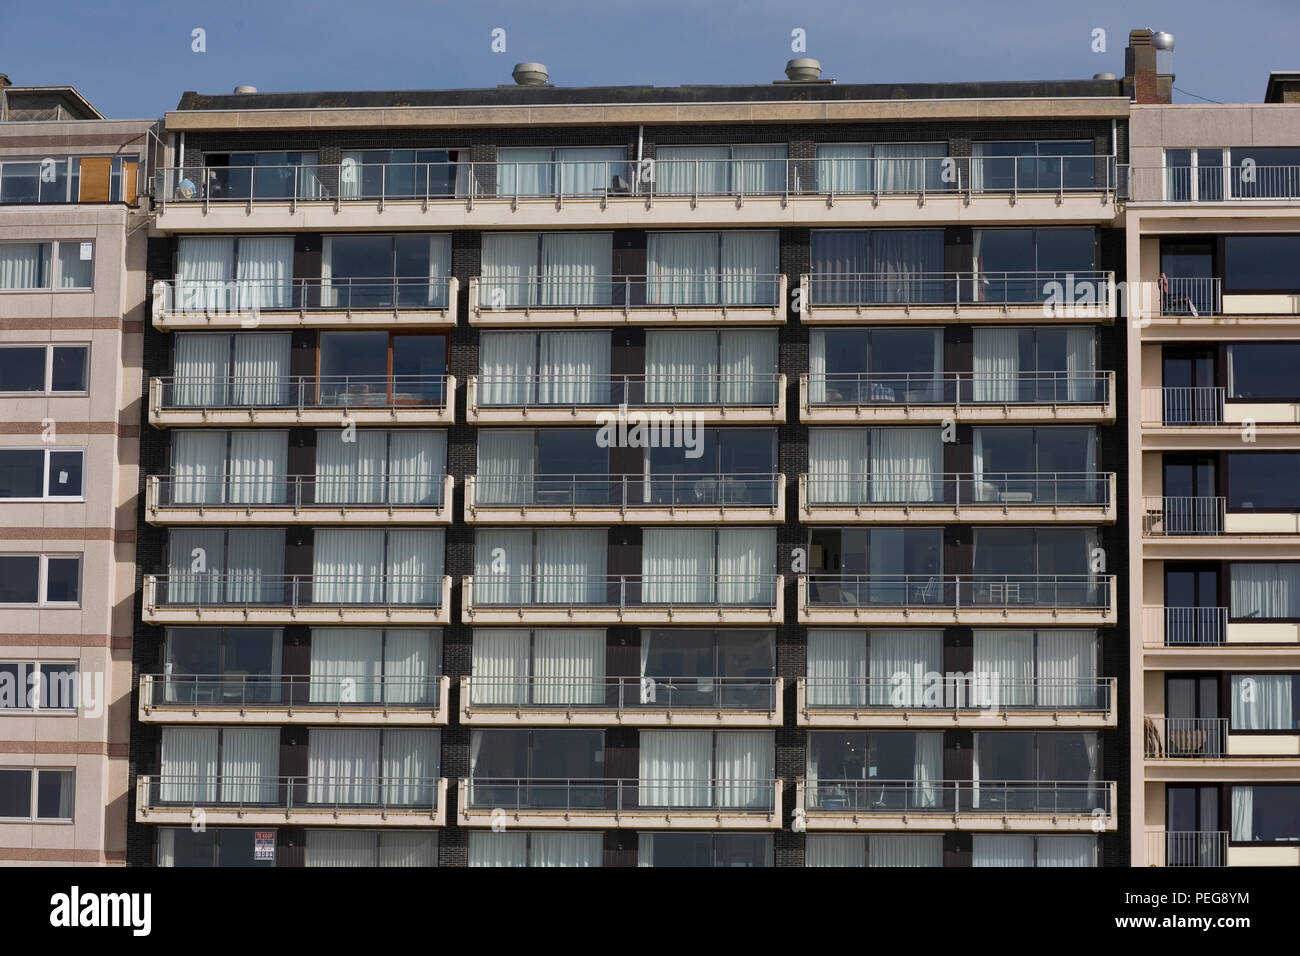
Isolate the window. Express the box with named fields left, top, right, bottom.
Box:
left=639, top=729, right=774, bottom=809
left=475, top=429, right=609, bottom=506
left=814, top=142, right=947, bottom=194
left=57, top=242, right=93, bottom=288
left=809, top=327, right=943, bottom=404
left=165, top=529, right=284, bottom=604
left=639, top=630, right=775, bottom=709
left=310, top=628, right=442, bottom=705
left=162, top=628, right=284, bottom=704
left=646, top=231, right=779, bottom=306
left=480, top=232, right=613, bottom=307
left=972, top=327, right=1098, bottom=402
left=170, top=332, right=292, bottom=408
left=496, top=147, right=628, bottom=197
left=200, top=151, right=320, bottom=201
left=341, top=149, right=467, bottom=200
left=471, top=628, right=606, bottom=706
left=806, top=527, right=943, bottom=606
left=645, top=428, right=779, bottom=506
left=318, top=332, right=448, bottom=406
left=972, top=834, right=1097, bottom=866
left=472, top=528, right=606, bottom=604
left=0, top=155, right=138, bottom=204
left=805, top=628, right=944, bottom=707
left=0, top=661, right=80, bottom=711
left=806, top=833, right=942, bottom=867
left=972, top=731, right=1100, bottom=811
left=322, top=234, right=451, bottom=309
left=644, top=328, right=778, bottom=405
left=0, top=241, right=91, bottom=289
left=807, top=427, right=943, bottom=505
left=468, top=831, right=601, bottom=867
left=168, top=430, right=287, bottom=506
left=809, top=230, right=944, bottom=304
left=641, top=528, right=776, bottom=605
left=1227, top=453, right=1300, bottom=511
left=1232, top=784, right=1300, bottom=843
left=1223, top=235, right=1300, bottom=293
left=1231, top=674, right=1300, bottom=731
left=306, top=728, right=440, bottom=807
left=1230, top=147, right=1300, bottom=199
left=638, top=833, right=772, bottom=867
left=0, top=768, right=74, bottom=820
left=972, top=426, right=1101, bottom=503
left=0, top=554, right=81, bottom=606
left=176, top=236, right=294, bottom=312
left=306, top=830, right=439, bottom=867
left=478, top=330, right=611, bottom=406
left=806, top=731, right=942, bottom=810
left=1228, top=343, right=1300, bottom=400
left=0, top=345, right=88, bottom=394
left=469, top=729, right=604, bottom=809
left=1230, top=563, right=1300, bottom=620
left=315, top=429, right=447, bottom=506
left=1164, top=148, right=1226, bottom=201
left=972, top=228, right=1097, bottom=302
left=157, top=827, right=278, bottom=867
left=312, top=529, right=445, bottom=605
left=972, top=141, right=1095, bottom=191
left=0, top=448, right=84, bottom=500
left=972, top=629, right=1100, bottom=708
left=159, top=727, right=280, bottom=804
left=973, top=527, right=1098, bottom=577
left=654, top=145, right=787, bottom=195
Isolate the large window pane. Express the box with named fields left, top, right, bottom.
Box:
left=1228, top=453, right=1300, bottom=511
left=0, top=348, right=46, bottom=391
left=0, top=556, right=40, bottom=603
left=1228, top=344, right=1300, bottom=400
left=1223, top=236, right=1300, bottom=293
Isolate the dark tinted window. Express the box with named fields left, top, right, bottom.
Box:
left=0, top=450, right=44, bottom=498
left=44, top=557, right=80, bottom=603
left=1228, top=343, right=1300, bottom=399
left=1236, top=785, right=1300, bottom=842
left=1223, top=236, right=1300, bottom=292
left=0, top=769, right=31, bottom=818
left=1227, top=453, right=1300, bottom=510
left=50, top=347, right=88, bottom=392
left=0, top=556, right=39, bottom=603
left=0, top=348, right=46, bottom=391
left=47, top=451, right=83, bottom=498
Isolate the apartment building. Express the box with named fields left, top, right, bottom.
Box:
left=1128, top=73, right=1300, bottom=867
left=0, top=75, right=153, bottom=864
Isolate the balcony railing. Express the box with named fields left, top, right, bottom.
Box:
left=473, top=473, right=780, bottom=509
left=1144, top=716, right=1230, bottom=758
left=472, top=274, right=783, bottom=310
left=466, top=675, right=779, bottom=712
left=153, top=277, right=454, bottom=314
left=803, top=677, right=1113, bottom=711
left=1147, top=830, right=1229, bottom=868
left=142, top=673, right=442, bottom=708
left=466, top=574, right=780, bottom=608
left=804, top=779, right=1111, bottom=814
left=1145, top=606, right=1230, bottom=647
left=805, top=271, right=1111, bottom=308
left=473, top=372, right=781, bottom=408
left=140, top=774, right=440, bottom=811
left=1142, top=164, right=1300, bottom=203
left=148, top=573, right=446, bottom=607
left=806, top=371, right=1111, bottom=407
left=802, top=574, right=1112, bottom=611
left=149, top=474, right=447, bottom=509
left=1158, top=277, right=1222, bottom=317
left=465, top=777, right=777, bottom=813
left=802, top=472, right=1112, bottom=508
left=153, top=374, right=450, bottom=411
left=1144, top=386, right=1226, bottom=426
left=1142, top=496, right=1226, bottom=536
left=155, top=156, right=1118, bottom=205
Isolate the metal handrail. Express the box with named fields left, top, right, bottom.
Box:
left=1145, top=386, right=1226, bottom=426
left=804, top=270, right=1112, bottom=307
left=154, top=374, right=450, bottom=410
left=1147, top=830, right=1228, bottom=867
left=1145, top=606, right=1230, bottom=647
left=148, top=573, right=446, bottom=607
left=804, top=778, right=1112, bottom=814
left=1157, top=277, right=1221, bottom=316
left=474, top=372, right=782, bottom=408
left=150, top=473, right=447, bottom=508
left=464, top=776, right=778, bottom=812
left=1142, top=496, right=1227, bottom=536
left=472, top=472, right=780, bottom=508
left=803, top=676, right=1113, bottom=710
left=805, top=370, right=1112, bottom=407
left=474, top=273, right=784, bottom=309
left=154, top=276, right=454, bottom=313
left=1144, top=716, right=1230, bottom=758
left=466, top=573, right=781, bottom=608
left=802, top=471, right=1113, bottom=507
left=802, top=573, right=1112, bottom=611
left=141, top=774, right=440, bottom=811
left=142, top=673, right=442, bottom=708
left=466, top=675, right=779, bottom=711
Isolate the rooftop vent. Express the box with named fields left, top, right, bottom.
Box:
left=233, top=85, right=258, bottom=94
left=1093, top=73, right=1116, bottom=80
left=512, top=63, right=549, bottom=86
left=784, top=58, right=822, bottom=82
left=1151, top=31, right=1175, bottom=51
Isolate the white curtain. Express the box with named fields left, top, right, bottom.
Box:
left=974, top=630, right=1035, bottom=707
left=805, top=834, right=866, bottom=867
left=220, top=728, right=279, bottom=803
left=160, top=727, right=217, bottom=802
left=224, top=529, right=284, bottom=603
left=654, top=145, right=729, bottom=195
left=471, top=629, right=529, bottom=705
left=538, top=331, right=611, bottom=404
left=497, top=148, right=552, bottom=197
left=912, top=733, right=942, bottom=808
left=383, top=629, right=438, bottom=705
left=228, top=430, right=287, bottom=504
left=0, top=242, right=46, bottom=289
left=870, top=427, right=942, bottom=503
left=721, top=232, right=779, bottom=306
left=177, top=237, right=234, bottom=312
left=387, top=529, right=444, bottom=605
left=379, top=831, right=437, bottom=867
left=474, top=529, right=532, bottom=605
left=306, top=830, right=376, bottom=867
left=314, top=529, right=383, bottom=603
left=647, top=233, right=718, bottom=305
left=481, top=233, right=539, bottom=307
left=734, top=145, right=787, bottom=195
left=1037, top=630, right=1098, bottom=707
left=875, top=143, right=946, bottom=192
left=870, top=834, right=943, bottom=867
left=643, top=528, right=715, bottom=603
left=535, top=529, right=605, bottom=604
left=556, top=147, right=625, bottom=196
left=173, top=334, right=231, bottom=407
left=717, top=528, right=776, bottom=605
left=816, top=144, right=873, bottom=193
left=533, top=629, right=605, bottom=705
left=530, top=831, right=602, bottom=867
left=808, top=330, right=828, bottom=404
left=308, top=728, right=380, bottom=805
left=868, top=630, right=942, bottom=706
left=469, top=831, right=529, bottom=867
left=645, top=330, right=716, bottom=404
left=973, top=328, right=1022, bottom=402
left=639, top=730, right=711, bottom=807
left=541, top=233, right=611, bottom=306
left=716, top=731, right=774, bottom=809
left=234, top=236, right=293, bottom=311
left=315, top=430, right=387, bottom=505
left=720, top=329, right=778, bottom=405
left=231, top=332, right=291, bottom=406
left=1065, top=327, right=1095, bottom=402
left=807, top=629, right=868, bottom=707
left=476, top=430, right=534, bottom=506
left=1231, top=563, right=1300, bottom=619
left=1231, top=787, right=1254, bottom=841
left=1036, top=835, right=1097, bottom=867
left=167, top=529, right=224, bottom=604
left=171, top=430, right=226, bottom=505
left=310, top=629, right=383, bottom=704
left=479, top=332, right=537, bottom=405
left=1232, top=674, right=1293, bottom=730
left=382, top=728, right=439, bottom=807
left=808, top=428, right=869, bottom=504
left=973, top=834, right=1035, bottom=866
left=388, top=430, right=446, bottom=506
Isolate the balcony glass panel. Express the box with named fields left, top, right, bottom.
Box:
left=971, top=141, right=1095, bottom=191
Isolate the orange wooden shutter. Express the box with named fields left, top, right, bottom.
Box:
left=122, top=161, right=139, bottom=205
left=78, top=157, right=111, bottom=202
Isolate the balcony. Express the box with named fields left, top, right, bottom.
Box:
left=153, top=157, right=1119, bottom=232
left=798, top=472, right=1115, bottom=524
left=800, top=371, right=1115, bottom=423
left=1141, top=605, right=1300, bottom=660
left=1140, top=387, right=1300, bottom=445
left=1130, top=164, right=1300, bottom=204
left=795, top=676, right=1117, bottom=728
left=799, top=272, right=1116, bottom=323
left=467, top=275, right=787, bottom=327
left=146, top=473, right=454, bottom=525
left=466, top=373, right=786, bottom=424
left=464, top=473, right=785, bottom=525
left=1144, top=830, right=1229, bottom=867
left=795, top=778, right=1117, bottom=831
left=456, top=777, right=781, bottom=829
left=151, top=277, right=458, bottom=330
left=149, top=375, right=455, bottom=427
left=135, top=774, right=448, bottom=827
left=138, top=674, right=450, bottom=725
left=1146, top=715, right=1300, bottom=761
left=798, top=574, right=1117, bottom=626
left=1152, top=276, right=1300, bottom=324
left=459, top=676, right=782, bottom=727
left=141, top=573, right=453, bottom=625
left=461, top=574, right=784, bottom=626
left=1142, top=497, right=1300, bottom=551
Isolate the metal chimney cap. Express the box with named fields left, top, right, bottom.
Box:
left=1092, top=73, right=1117, bottom=80
left=512, top=62, right=549, bottom=86
left=233, top=85, right=258, bottom=94
left=785, top=58, right=822, bottom=82
left=1151, top=31, right=1175, bottom=51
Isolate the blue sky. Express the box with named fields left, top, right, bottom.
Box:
left=3, top=0, right=1297, bottom=118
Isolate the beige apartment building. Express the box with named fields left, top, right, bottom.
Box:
left=0, top=75, right=153, bottom=864
left=1128, top=74, right=1300, bottom=866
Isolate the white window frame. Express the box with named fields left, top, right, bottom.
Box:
left=0, top=767, right=75, bottom=822
left=0, top=344, right=90, bottom=395
left=0, top=447, right=86, bottom=502
left=0, top=660, right=81, bottom=713
left=0, top=553, right=83, bottom=607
